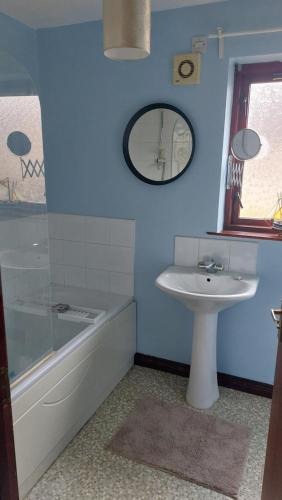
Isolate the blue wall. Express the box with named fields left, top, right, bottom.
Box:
left=0, top=13, right=39, bottom=88
left=38, top=0, right=282, bottom=384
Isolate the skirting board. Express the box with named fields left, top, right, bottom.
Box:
left=134, top=353, right=273, bottom=399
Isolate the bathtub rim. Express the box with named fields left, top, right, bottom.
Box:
left=11, top=296, right=134, bottom=402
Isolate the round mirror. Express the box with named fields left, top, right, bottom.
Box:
left=231, top=128, right=261, bottom=161
left=123, top=103, right=195, bottom=185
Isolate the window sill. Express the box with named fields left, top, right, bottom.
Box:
left=207, top=230, right=282, bottom=242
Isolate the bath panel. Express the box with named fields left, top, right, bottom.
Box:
left=11, top=299, right=136, bottom=499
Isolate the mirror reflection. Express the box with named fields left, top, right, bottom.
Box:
left=123, top=104, right=195, bottom=184
left=231, top=128, right=262, bottom=161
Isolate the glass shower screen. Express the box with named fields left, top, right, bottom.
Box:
left=0, top=50, right=52, bottom=384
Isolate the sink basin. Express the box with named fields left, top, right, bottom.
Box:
left=156, top=266, right=259, bottom=313
left=156, top=265, right=259, bottom=409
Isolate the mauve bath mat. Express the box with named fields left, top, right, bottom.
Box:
left=107, top=398, right=250, bottom=499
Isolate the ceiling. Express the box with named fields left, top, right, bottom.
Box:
left=0, top=0, right=226, bottom=29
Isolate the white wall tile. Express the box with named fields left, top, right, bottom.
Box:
left=85, top=243, right=134, bottom=273
left=17, top=215, right=47, bottom=248
left=174, top=235, right=258, bottom=276
left=110, top=219, right=135, bottom=247
left=18, top=219, right=39, bottom=248
left=30, top=214, right=48, bottom=244
left=85, top=243, right=110, bottom=270
left=85, top=269, right=110, bottom=292
left=229, top=241, right=258, bottom=275
left=0, top=220, right=19, bottom=250
left=61, top=214, right=84, bottom=242
left=63, top=241, right=85, bottom=267
left=110, top=272, right=134, bottom=296
left=48, top=213, right=62, bottom=239
left=174, top=237, right=199, bottom=267
left=64, top=266, right=85, bottom=287
left=15, top=270, right=42, bottom=299
left=85, top=216, right=110, bottom=244
left=47, top=213, right=136, bottom=294
left=198, top=238, right=230, bottom=270
left=51, top=264, right=65, bottom=285
left=49, top=238, right=64, bottom=264
left=108, top=246, right=134, bottom=273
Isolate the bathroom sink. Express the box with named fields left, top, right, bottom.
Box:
left=156, top=266, right=259, bottom=313
left=156, top=265, right=259, bottom=410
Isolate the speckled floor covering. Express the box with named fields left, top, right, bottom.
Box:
left=26, top=366, right=271, bottom=500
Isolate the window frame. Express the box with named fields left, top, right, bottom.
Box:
left=224, top=61, right=282, bottom=237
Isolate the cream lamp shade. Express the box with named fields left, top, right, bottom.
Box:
left=103, top=0, right=151, bottom=60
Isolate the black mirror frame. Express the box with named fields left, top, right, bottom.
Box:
left=123, top=103, right=195, bottom=185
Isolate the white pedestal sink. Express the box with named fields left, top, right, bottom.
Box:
left=156, top=266, right=259, bottom=409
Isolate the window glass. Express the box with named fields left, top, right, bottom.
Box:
left=240, top=82, right=282, bottom=219
left=0, top=96, right=45, bottom=204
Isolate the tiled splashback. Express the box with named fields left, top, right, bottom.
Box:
left=0, top=214, right=49, bottom=304
left=175, top=236, right=258, bottom=275
left=48, top=213, right=135, bottom=296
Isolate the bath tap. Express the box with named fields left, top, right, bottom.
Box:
left=198, top=259, right=224, bottom=273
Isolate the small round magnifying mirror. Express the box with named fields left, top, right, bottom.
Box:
left=231, top=128, right=262, bottom=161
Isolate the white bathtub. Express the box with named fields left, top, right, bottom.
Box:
left=11, top=285, right=136, bottom=499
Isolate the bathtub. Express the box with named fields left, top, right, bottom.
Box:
left=11, top=285, right=136, bottom=499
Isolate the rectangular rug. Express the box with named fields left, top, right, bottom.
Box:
left=107, top=398, right=250, bottom=499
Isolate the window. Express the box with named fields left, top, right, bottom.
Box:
left=223, top=62, right=282, bottom=239
left=0, top=95, right=45, bottom=204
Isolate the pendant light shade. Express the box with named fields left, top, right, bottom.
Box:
left=103, top=0, right=151, bottom=60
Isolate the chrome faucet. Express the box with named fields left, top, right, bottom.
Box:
left=198, top=258, right=224, bottom=273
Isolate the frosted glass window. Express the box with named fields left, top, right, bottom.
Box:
left=0, top=96, right=45, bottom=204
left=240, top=82, right=282, bottom=219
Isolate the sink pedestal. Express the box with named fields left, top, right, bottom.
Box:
left=187, top=312, right=219, bottom=409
